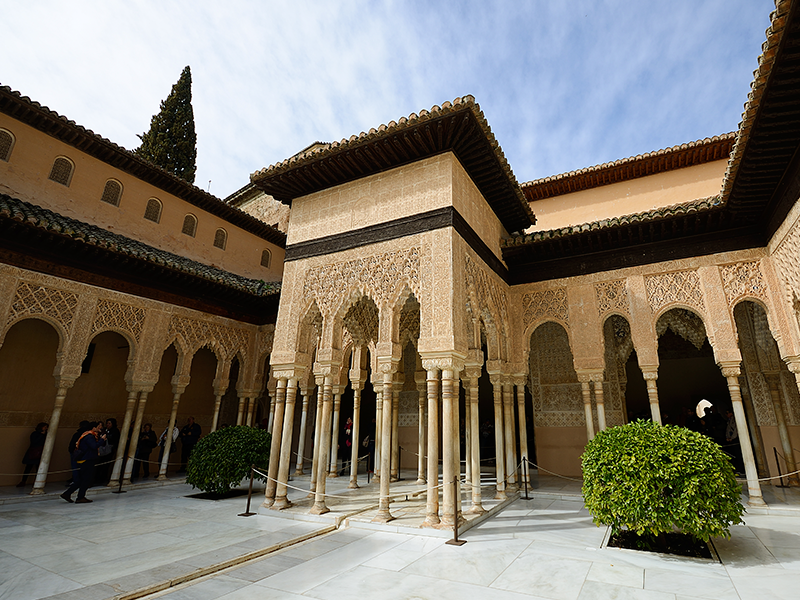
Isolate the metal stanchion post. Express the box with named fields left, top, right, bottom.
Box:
left=238, top=465, right=257, bottom=517
left=523, top=457, right=530, bottom=501
left=112, top=456, right=128, bottom=494
left=446, top=477, right=467, bottom=546
left=774, top=447, right=788, bottom=488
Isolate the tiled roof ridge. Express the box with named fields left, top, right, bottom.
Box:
left=0, top=193, right=281, bottom=297
left=0, top=85, right=286, bottom=247
left=521, top=133, right=735, bottom=198
left=720, top=0, right=793, bottom=202
left=501, top=195, right=722, bottom=247
left=249, top=96, right=534, bottom=223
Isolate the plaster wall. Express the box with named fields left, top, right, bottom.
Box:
left=0, top=114, right=284, bottom=282
left=533, top=426, right=585, bottom=477
left=528, top=160, right=727, bottom=232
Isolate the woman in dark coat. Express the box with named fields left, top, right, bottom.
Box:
left=17, top=422, right=48, bottom=487
left=132, top=423, right=158, bottom=480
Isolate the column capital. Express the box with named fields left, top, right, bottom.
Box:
left=717, top=361, right=742, bottom=379
left=512, top=375, right=527, bottom=388
left=575, top=368, right=603, bottom=383
left=349, top=369, right=367, bottom=388
left=783, top=355, right=800, bottom=374
left=465, top=348, right=484, bottom=367
left=170, top=375, right=191, bottom=395
left=420, top=352, right=465, bottom=374
left=127, top=380, right=157, bottom=394
left=464, top=366, right=482, bottom=380
left=640, top=366, right=659, bottom=380
left=53, top=375, right=78, bottom=390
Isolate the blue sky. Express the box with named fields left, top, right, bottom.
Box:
left=1, top=1, right=775, bottom=198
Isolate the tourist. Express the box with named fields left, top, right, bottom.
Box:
left=95, top=417, right=119, bottom=484
left=132, top=423, right=157, bottom=480
left=62, top=421, right=107, bottom=504
left=157, top=423, right=180, bottom=469
left=16, top=422, right=47, bottom=487
left=179, top=417, right=201, bottom=472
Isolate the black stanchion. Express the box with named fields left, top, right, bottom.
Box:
left=774, top=447, right=788, bottom=488
left=238, top=465, right=257, bottom=517
left=112, top=456, right=128, bottom=494
left=522, top=457, right=530, bottom=501
left=446, top=477, right=467, bottom=546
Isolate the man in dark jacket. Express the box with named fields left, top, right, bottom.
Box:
left=62, top=421, right=107, bottom=504
left=179, top=417, right=201, bottom=472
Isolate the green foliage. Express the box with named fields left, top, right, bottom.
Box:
left=135, top=66, right=197, bottom=184
left=186, top=426, right=270, bottom=495
left=582, top=420, right=744, bottom=542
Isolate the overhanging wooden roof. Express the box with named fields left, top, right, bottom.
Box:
left=0, top=85, right=286, bottom=248
left=251, top=96, right=535, bottom=233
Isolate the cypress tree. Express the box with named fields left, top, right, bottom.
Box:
left=135, top=66, right=197, bottom=184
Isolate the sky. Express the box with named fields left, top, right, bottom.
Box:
left=1, top=1, right=776, bottom=199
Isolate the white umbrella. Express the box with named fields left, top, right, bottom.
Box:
left=696, top=399, right=713, bottom=418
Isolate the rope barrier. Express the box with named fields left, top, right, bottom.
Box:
left=526, top=459, right=583, bottom=483
left=0, top=455, right=183, bottom=478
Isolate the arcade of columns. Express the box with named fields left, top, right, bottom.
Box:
left=260, top=211, right=800, bottom=525
left=0, top=263, right=275, bottom=494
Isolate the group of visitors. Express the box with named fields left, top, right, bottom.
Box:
left=15, top=415, right=203, bottom=503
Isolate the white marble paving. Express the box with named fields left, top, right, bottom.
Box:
left=490, top=552, right=592, bottom=599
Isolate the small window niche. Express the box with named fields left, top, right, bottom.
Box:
left=48, top=156, right=75, bottom=186
left=182, top=213, right=198, bottom=237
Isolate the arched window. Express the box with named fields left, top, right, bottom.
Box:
left=144, top=198, right=162, bottom=223
left=260, top=249, right=272, bottom=268
left=213, top=228, right=227, bottom=250
left=100, top=179, right=122, bottom=206
left=48, top=156, right=74, bottom=186
left=182, top=213, right=197, bottom=237
left=0, top=129, right=15, bottom=162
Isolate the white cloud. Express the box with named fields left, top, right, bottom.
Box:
left=0, top=0, right=775, bottom=197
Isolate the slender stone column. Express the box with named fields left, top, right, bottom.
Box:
left=580, top=380, right=595, bottom=441
left=424, top=368, right=440, bottom=525
left=311, top=374, right=334, bottom=514
left=441, top=367, right=461, bottom=526
left=246, top=396, right=257, bottom=426
left=236, top=396, right=247, bottom=426
left=349, top=381, right=363, bottom=488
left=262, top=378, right=287, bottom=507
left=309, top=378, right=323, bottom=495
left=491, top=377, right=506, bottom=499
left=502, top=379, right=517, bottom=490
left=766, top=373, right=799, bottom=486
left=593, top=379, right=607, bottom=432
left=720, top=364, right=766, bottom=506
left=415, top=375, right=427, bottom=484
left=123, top=391, right=150, bottom=483
left=390, top=380, right=400, bottom=481
left=108, top=389, right=138, bottom=486
left=273, top=378, right=299, bottom=509
left=328, top=390, right=342, bottom=477
left=641, top=368, right=662, bottom=424
left=514, top=376, right=529, bottom=485
left=158, top=383, right=186, bottom=480
left=295, top=388, right=310, bottom=475
left=467, top=368, right=484, bottom=513
left=210, top=393, right=224, bottom=432
left=374, top=386, right=383, bottom=482
left=463, top=379, right=472, bottom=491
left=373, top=367, right=395, bottom=522
left=31, top=380, right=75, bottom=494
left=267, top=392, right=276, bottom=434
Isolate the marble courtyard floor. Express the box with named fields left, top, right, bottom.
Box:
left=0, top=472, right=799, bottom=600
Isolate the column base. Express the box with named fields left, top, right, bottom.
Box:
left=422, top=513, right=440, bottom=527
left=309, top=502, right=330, bottom=515
left=436, top=512, right=466, bottom=529
left=271, top=496, right=292, bottom=510
left=494, top=489, right=507, bottom=500
left=371, top=509, right=395, bottom=523
left=123, top=479, right=133, bottom=486
left=390, top=475, right=399, bottom=482
left=348, top=481, right=359, bottom=489
left=415, top=478, right=426, bottom=485
left=29, top=487, right=46, bottom=496
left=156, top=475, right=168, bottom=481
left=466, top=504, right=486, bottom=515
left=373, top=474, right=380, bottom=483
left=747, top=496, right=768, bottom=508
left=294, top=469, right=304, bottom=477
left=506, top=483, right=519, bottom=492
left=328, top=471, right=339, bottom=478
left=262, top=496, right=276, bottom=508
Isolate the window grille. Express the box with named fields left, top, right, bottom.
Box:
left=213, top=228, right=227, bottom=249
left=182, top=214, right=197, bottom=237
left=260, top=249, right=272, bottom=268
left=0, top=129, right=13, bottom=161
left=100, top=180, right=122, bottom=206
left=144, top=198, right=162, bottom=223
left=48, top=157, right=74, bottom=186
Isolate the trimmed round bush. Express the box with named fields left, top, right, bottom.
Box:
left=582, top=419, right=744, bottom=542
left=186, top=426, right=271, bottom=495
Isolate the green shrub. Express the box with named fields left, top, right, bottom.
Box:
left=186, top=426, right=271, bottom=495
left=581, top=419, right=744, bottom=542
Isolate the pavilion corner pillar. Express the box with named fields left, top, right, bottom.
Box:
left=295, top=386, right=310, bottom=476
left=466, top=367, right=484, bottom=514
left=31, top=377, right=76, bottom=494
left=415, top=373, right=427, bottom=485
left=311, top=373, right=335, bottom=515
left=108, top=388, right=139, bottom=486
left=263, top=377, right=287, bottom=508
left=390, top=377, right=401, bottom=482
left=641, top=367, right=662, bottom=424
left=720, top=363, right=766, bottom=505
left=373, top=360, right=398, bottom=523
left=766, top=372, right=800, bottom=486
left=125, top=389, right=153, bottom=482
left=489, top=374, right=506, bottom=499
left=439, top=363, right=463, bottom=527
left=158, top=376, right=189, bottom=480
left=514, top=376, right=529, bottom=485
left=579, top=375, right=595, bottom=441
left=422, top=366, right=440, bottom=526
left=592, top=376, right=607, bottom=432
left=502, top=378, right=518, bottom=491
left=274, top=377, right=301, bottom=509
left=309, top=376, right=324, bottom=496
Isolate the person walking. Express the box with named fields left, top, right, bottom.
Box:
left=17, top=422, right=48, bottom=487
left=62, top=421, right=107, bottom=504
left=132, top=423, right=157, bottom=481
